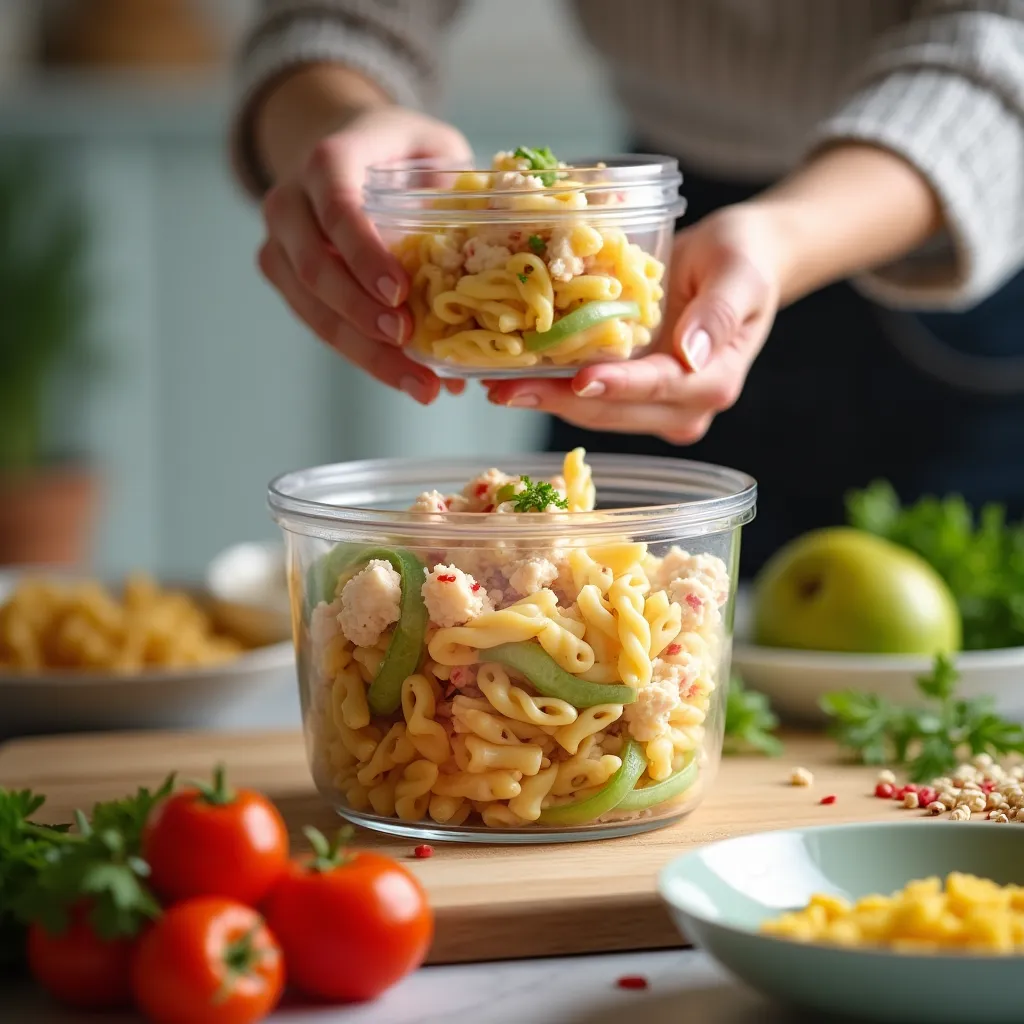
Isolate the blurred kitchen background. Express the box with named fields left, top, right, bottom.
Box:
left=0, top=0, right=625, bottom=577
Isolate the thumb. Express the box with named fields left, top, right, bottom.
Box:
left=672, top=260, right=767, bottom=373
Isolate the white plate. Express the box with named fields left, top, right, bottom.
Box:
left=0, top=568, right=296, bottom=737
left=731, top=586, right=1024, bottom=724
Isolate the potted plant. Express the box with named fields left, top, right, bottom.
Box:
left=0, top=152, right=97, bottom=566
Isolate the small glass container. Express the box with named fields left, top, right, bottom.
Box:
left=363, top=154, right=686, bottom=379
left=268, top=453, right=755, bottom=843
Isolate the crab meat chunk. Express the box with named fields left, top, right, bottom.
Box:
left=503, top=557, right=560, bottom=597
left=422, top=564, right=492, bottom=627
left=339, top=559, right=402, bottom=647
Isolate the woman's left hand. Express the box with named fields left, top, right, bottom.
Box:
left=484, top=203, right=787, bottom=444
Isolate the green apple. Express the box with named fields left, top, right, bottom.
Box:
left=753, top=527, right=961, bottom=654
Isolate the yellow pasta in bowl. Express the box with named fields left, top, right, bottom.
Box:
left=363, top=148, right=686, bottom=378
left=269, top=448, right=756, bottom=842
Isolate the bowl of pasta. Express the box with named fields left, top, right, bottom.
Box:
left=0, top=571, right=295, bottom=736
left=363, top=147, right=685, bottom=378
left=268, top=448, right=756, bottom=842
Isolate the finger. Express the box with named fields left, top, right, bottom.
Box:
left=671, top=258, right=771, bottom=372
left=483, top=378, right=712, bottom=443
left=258, top=241, right=440, bottom=405
left=262, top=185, right=410, bottom=346
left=303, top=139, right=408, bottom=308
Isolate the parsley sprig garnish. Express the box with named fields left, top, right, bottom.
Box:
left=723, top=674, right=783, bottom=757
left=496, top=476, right=569, bottom=513
left=845, top=481, right=1024, bottom=651
left=0, top=775, right=175, bottom=967
left=821, top=653, right=1024, bottom=782
left=513, top=146, right=561, bottom=187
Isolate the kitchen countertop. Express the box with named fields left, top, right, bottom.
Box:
left=5, top=947, right=846, bottom=1023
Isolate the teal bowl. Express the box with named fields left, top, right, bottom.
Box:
left=659, top=821, right=1024, bottom=1024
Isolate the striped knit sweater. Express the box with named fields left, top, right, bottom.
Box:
left=235, top=0, right=1024, bottom=311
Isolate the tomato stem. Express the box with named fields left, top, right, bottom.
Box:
left=213, top=922, right=264, bottom=1005
left=303, top=825, right=356, bottom=873
left=192, top=763, right=236, bottom=807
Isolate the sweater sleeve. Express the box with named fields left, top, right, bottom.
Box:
left=808, top=0, right=1024, bottom=311
left=232, top=0, right=465, bottom=197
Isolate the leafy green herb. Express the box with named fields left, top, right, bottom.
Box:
left=845, top=481, right=1024, bottom=650
left=517, top=272, right=529, bottom=284
left=723, top=674, right=783, bottom=757
left=821, top=653, right=1024, bottom=782
left=513, top=146, right=561, bottom=187
left=0, top=790, right=71, bottom=970
left=527, top=234, right=546, bottom=255
left=0, top=774, right=175, bottom=961
left=495, top=476, right=569, bottom=513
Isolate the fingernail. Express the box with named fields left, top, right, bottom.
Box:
left=378, top=276, right=401, bottom=307
left=574, top=380, right=606, bottom=398
left=682, top=329, right=711, bottom=372
left=400, top=374, right=429, bottom=403
left=377, top=312, right=405, bottom=344
left=506, top=393, right=539, bottom=408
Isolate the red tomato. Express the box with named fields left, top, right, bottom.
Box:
left=143, top=766, right=289, bottom=906
left=131, top=897, right=283, bottom=1024
left=264, top=843, right=433, bottom=1002
left=27, top=906, right=134, bottom=1010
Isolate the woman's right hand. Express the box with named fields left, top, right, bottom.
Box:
left=257, top=106, right=472, bottom=404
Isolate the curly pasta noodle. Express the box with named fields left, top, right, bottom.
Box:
left=477, top=663, right=578, bottom=727
left=401, top=674, right=451, bottom=764
left=395, top=760, right=440, bottom=821
left=553, top=704, right=623, bottom=755
left=609, top=573, right=653, bottom=688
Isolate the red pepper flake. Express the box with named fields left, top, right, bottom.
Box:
left=819, top=794, right=837, bottom=805
left=917, top=787, right=938, bottom=807
left=982, top=781, right=996, bottom=794
left=664, top=644, right=682, bottom=656
left=684, top=593, right=703, bottom=612
left=874, top=783, right=895, bottom=799
left=475, top=483, right=489, bottom=497
left=443, top=498, right=452, bottom=509
left=436, top=574, right=457, bottom=583
left=471, top=582, right=482, bottom=592
left=413, top=844, right=434, bottom=859
left=616, top=975, right=648, bottom=991
left=482, top=504, right=495, bottom=513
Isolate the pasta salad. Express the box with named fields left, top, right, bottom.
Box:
left=301, top=449, right=730, bottom=833
left=391, top=148, right=670, bottom=371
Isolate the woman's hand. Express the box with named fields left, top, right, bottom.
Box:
left=484, top=203, right=787, bottom=443
left=257, top=104, right=472, bottom=404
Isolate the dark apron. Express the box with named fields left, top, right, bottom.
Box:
left=547, top=161, right=1024, bottom=578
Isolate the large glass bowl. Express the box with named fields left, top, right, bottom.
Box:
left=363, top=155, right=686, bottom=379
left=268, top=454, right=756, bottom=843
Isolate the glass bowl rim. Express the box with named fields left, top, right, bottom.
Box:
left=364, top=152, right=683, bottom=186
left=267, top=452, right=756, bottom=541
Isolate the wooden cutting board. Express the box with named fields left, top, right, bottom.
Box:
left=0, top=730, right=901, bottom=964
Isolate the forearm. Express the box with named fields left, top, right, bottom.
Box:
left=756, top=143, right=944, bottom=306
left=255, top=64, right=392, bottom=183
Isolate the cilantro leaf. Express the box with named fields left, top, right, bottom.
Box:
left=517, top=272, right=529, bottom=284
left=497, top=476, right=569, bottom=513
left=5, top=774, right=175, bottom=945
left=821, top=653, right=1024, bottom=783
left=724, top=675, right=783, bottom=757
left=527, top=234, right=546, bottom=255
left=513, top=145, right=561, bottom=187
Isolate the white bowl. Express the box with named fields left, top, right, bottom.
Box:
left=206, top=540, right=291, bottom=641
left=0, top=568, right=295, bottom=738
left=732, top=586, right=1024, bottom=724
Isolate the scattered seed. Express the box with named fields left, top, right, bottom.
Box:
left=790, top=767, right=814, bottom=787
left=820, top=794, right=837, bottom=806
left=616, top=975, right=649, bottom=991
left=903, top=792, right=920, bottom=810
left=874, top=783, right=895, bottom=799
left=414, top=844, right=434, bottom=859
